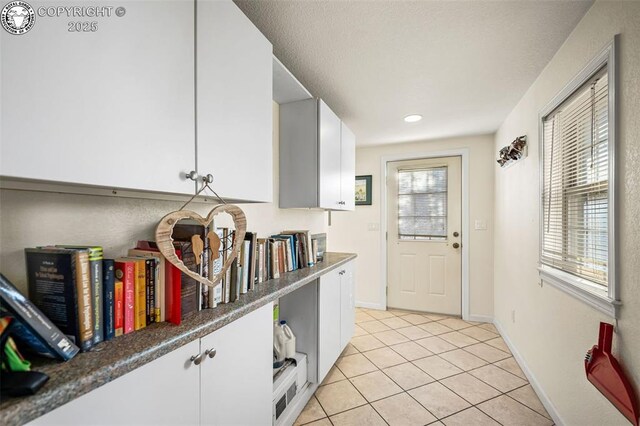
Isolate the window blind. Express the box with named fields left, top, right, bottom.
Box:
left=398, top=167, right=447, bottom=240
left=542, top=67, right=609, bottom=287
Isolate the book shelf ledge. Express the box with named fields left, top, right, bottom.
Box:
left=0, top=252, right=357, bottom=426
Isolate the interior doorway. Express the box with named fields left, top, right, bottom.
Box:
left=386, top=156, right=462, bottom=315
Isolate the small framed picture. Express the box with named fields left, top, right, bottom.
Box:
left=355, top=175, right=372, bottom=206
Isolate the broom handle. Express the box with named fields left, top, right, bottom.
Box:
left=598, top=322, right=613, bottom=354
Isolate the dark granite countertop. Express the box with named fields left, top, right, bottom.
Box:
left=0, top=252, right=357, bottom=426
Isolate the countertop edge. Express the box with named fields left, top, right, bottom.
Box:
left=1, top=252, right=357, bottom=426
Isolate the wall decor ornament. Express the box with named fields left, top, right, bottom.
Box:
left=355, top=175, right=372, bottom=206
left=497, top=135, right=527, bottom=167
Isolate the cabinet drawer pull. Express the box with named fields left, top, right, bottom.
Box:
left=187, top=170, right=199, bottom=181
left=206, top=348, right=217, bottom=359
left=190, top=353, right=204, bottom=365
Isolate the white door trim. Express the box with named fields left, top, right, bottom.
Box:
left=380, top=149, right=470, bottom=320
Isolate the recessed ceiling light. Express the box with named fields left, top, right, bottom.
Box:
left=404, top=114, right=422, bottom=123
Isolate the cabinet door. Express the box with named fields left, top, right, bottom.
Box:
left=340, top=262, right=356, bottom=350
left=197, top=0, right=273, bottom=202
left=27, top=340, right=201, bottom=426
left=318, top=100, right=342, bottom=209
left=200, top=303, right=272, bottom=426
left=318, top=269, right=341, bottom=382
left=340, top=123, right=356, bottom=211
left=1, top=0, right=195, bottom=195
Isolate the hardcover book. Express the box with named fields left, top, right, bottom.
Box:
left=114, top=280, right=124, bottom=337
left=128, top=249, right=165, bottom=323
left=114, top=259, right=136, bottom=334
left=25, top=248, right=94, bottom=351
left=0, top=273, right=80, bottom=361
left=102, top=259, right=116, bottom=341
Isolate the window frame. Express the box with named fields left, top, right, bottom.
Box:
left=538, top=36, right=619, bottom=318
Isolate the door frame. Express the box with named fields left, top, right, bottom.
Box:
left=380, top=149, right=470, bottom=320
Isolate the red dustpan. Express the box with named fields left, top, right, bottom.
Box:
left=585, top=322, right=639, bottom=426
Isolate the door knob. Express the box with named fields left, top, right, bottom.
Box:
left=190, top=353, right=204, bottom=365
left=453, top=231, right=459, bottom=237
left=452, top=242, right=460, bottom=249
left=205, top=348, right=217, bottom=359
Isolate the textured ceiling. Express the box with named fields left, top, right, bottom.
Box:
left=235, top=0, right=593, bottom=146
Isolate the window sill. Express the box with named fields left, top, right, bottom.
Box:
left=538, top=266, right=620, bottom=318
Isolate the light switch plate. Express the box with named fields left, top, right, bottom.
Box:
left=474, top=220, right=487, bottom=230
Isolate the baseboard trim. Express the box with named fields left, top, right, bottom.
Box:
left=355, top=301, right=385, bottom=310
left=467, top=314, right=493, bottom=323
left=493, top=319, right=565, bottom=426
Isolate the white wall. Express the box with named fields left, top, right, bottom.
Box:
left=0, top=102, right=328, bottom=294
left=328, top=134, right=495, bottom=320
left=493, top=2, right=640, bottom=425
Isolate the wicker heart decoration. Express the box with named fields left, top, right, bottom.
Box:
left=155, top=204, right=246, bottom=288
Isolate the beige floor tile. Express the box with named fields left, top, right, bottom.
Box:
left=508, top=385, right=551, bottom=418
left=459, top=326, right=499, bottom=342
left=372, top=392, right=437, bottom=426
left=402, top=313, right=431, bottom=325
left=438, top=318, right=474, bottom=330
left=294, top=396, right=327, bottom=425
left=330, top=404, right=387, bottom=426
left=373, top=329, right=410, bottom=346
left=440, top=373, right=501, bottom=405
left=304, top=419, right=331, bottom=426
left=350, top=370, right=403, bottom=402
left=387, top=308, right=414, bottom=317
left=478, top=323, right=498, bottom=333
left=485, top=336, right=511, bottom=353
left=395, top=325, right=433, bottom=340
left=464, top=343, right=511, bottom=362
left=419, top=322, right=455, bottom=335
left=321, top=365, right=346, bottom=386
left=494, top=357, right=527, bottom=379
left=415, top=336, right=458, bottom=354
left=336, top=353, right=378, bottom=378
left=340, top=343, right=359, bottom=357
left=382, top=362, right=435, bottom=390
left=478, top=395, right=553, bottom=426
left=389, top=341, right=433, bottom=361
left=366, top=309, right=396, bottom=320
left=355, top=311, right=376, bottom=323
left=380, top=316, right=413, bottom=329
left=441, top=407, right=500, bottom=426
left=439, top=331, right=480, bottom=348
left=350, top=334, right=386, bottom=352
left=422, top=313, right=449, bottom=321
left=439, top=349, right=487, bottom=371
left=409, top=382, right=470, bottom=419
left=363, top=347, right=407, bottom=369
left=314, top=380, right=367, bottom=416
left=413, top=355, right=463, bottom=380
left=352, top=325, right=368, bottom=337
left=359, top=320, right=392, bottom=333
left=470, top=364, right=528, bottom=392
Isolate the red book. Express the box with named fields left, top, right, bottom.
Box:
left=115, top=260, right=135, bottom=334
left=114, top=280, right=124, bottom=336
left=135, top=241, right=182, bottom=325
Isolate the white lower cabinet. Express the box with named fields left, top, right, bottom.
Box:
left=317, top=261, right=356, bottom=382
left=200, top=303, right=273, bottom=425
left=28, top=303, right=273, bottom=426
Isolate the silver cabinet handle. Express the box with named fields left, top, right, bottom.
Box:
left=187, top=170, right=199, bottom=181
left=205, top=348, right=217, bottom=359
left=190, top=353, right=204, bottom=365
left=338, top=270, right=345, bottom=275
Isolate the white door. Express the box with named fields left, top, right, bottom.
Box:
left=387, top=157, right=462, bottom=315
left=340, top=123, right=356, bottom=211
left=318, top=269, right=341, bottom=382
left=339, top=261, right=355, bottom=349
left=1, top=0, right=195, bottom=195
left=196, top=0, right=273, bottom=203
left=200, top=303, right=272, bottom=426
left=318, top=100, right=342, bottom=209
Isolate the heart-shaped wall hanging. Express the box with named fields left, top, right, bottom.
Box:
left=155, top=204, right=247, bottom=288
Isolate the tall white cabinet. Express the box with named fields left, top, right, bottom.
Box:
left=197, top=0, right=273, bottom=202
left=0, top=0, right=196, bottom=195
left=279, top=99, right=356, bottom=211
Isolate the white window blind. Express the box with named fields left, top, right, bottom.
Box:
left=398, top=167, right=447, bottom=240
left=542, top=67, right=609, bottom=287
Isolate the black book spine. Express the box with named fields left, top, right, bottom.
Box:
left=103, top=259, right=115, bottom=340
left=145, top=259, right=154, bottom=324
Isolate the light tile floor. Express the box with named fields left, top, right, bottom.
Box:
left=294, top=308, right=553, bottom=426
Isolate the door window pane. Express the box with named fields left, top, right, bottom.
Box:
left=398, top=167, right=447, bottom=240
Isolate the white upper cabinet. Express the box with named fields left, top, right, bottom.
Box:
left=279, top=99, right=355, bottom=210
left=0, top=0, right=196, bottom=195
left=196, top=0, right=273, bottom=203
